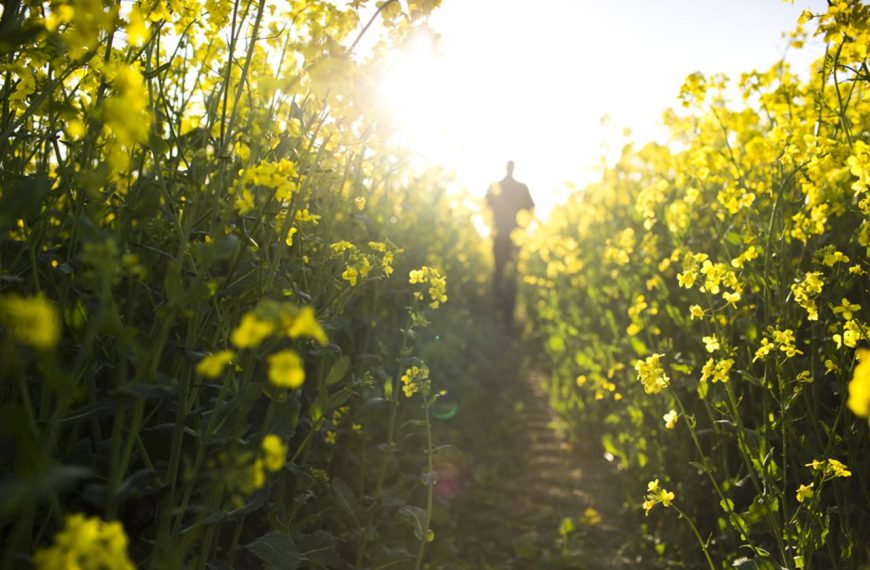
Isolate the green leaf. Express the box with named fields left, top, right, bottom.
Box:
left=330, top=477, right=358, bottom=525
left=326, top=388, right=352, bottom=410
left=397, top=504, right=428, bottom=541
left=246, top=533, right=301, bottom=570
left=296, top=531, right=340, bottom=568
left=325, top=355, right=350, bottom=386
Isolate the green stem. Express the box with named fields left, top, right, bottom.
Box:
left=673, top=504, right=716, bottom=570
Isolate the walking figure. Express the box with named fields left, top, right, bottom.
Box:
left=486, top=160, right=534, bottom=323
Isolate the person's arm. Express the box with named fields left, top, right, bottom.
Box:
left=523, top=184, right=534, bottom=210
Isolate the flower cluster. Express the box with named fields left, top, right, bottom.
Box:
left=400, top=364, right=430, bottom=398
left=642, top=479, right=675, bottom=515
left=0, top=294, right=61, bottom=350
left=409, top=266, right=448, bottom=309
left=635, top=354, right=670, bottom=394
left=33, top=514, right=134, bottom=570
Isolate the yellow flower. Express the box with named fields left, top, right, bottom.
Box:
left=250, top=459, right=266, bottom=491
left=753, top=338, right=774, bottom=362
left=643, top=479, right=675, bottom=515
left=677, top=270, right=697, bottom=288
left=196, top=350, right=235, bottom=378
left=689, top=305, right=704, bottom=320
left=847, top=349, right=870, bottom=419
left=261, top=435, right=287, bottom=472
left=126, top=4, right=150, bottom=46
left=663, top=410, right=678, bottom=429
left=295, top=208, right=321, bottom=225
left=581, top=507, right=602, bottom=526
left=702, top=335, right=720, bottom=353
left=772, top=328, right=802, bottom=358
left=231, top=312, right=274, bottom=348
left=33, top=514, right=134, bottom=570
left=267, top=350, right=305, bottom=389
left=285, top=227, right=298, bottom=247
left=636, top=354, right=670, bottom=394
left=0, top=294, right=61, bottom=350
left=354, top=197, right=366, bottom=210
left=806, top=458, right=852, bottom=479
left=287, top=306, right=328, bottom=345
left=400, top=364, right=430, bottom=398
left=701, top=358, right=733, bottom=384
left=342, top=266, right=359, bottom=286
left=325, top=430, right=337, bottom=445
left=796, top=483, right=814, bottom=504
left=833, top=298, right=861, bottom=321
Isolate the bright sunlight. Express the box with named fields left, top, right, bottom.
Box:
left=376, top=0, right=825, bottom=217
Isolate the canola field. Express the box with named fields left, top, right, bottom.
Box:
left=0, top=1, right=868, bottom=569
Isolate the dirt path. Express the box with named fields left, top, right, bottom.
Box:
left=447, top=362, right=633, bottom=569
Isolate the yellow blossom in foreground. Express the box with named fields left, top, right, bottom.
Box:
left=261, top=435, right=287, bottom=472
left=0, top=294, right=61, bottom=350
left=267, top=350, right=305, bottom=389
left=196, top=350, right=235, bottom=378
left=286, top=306, right=328, bottom=345
left=33, top=514, right=134, bottom=570
left=636, top=354, right=670, bottom=394
left=689, top=305, right=704, bottom=320
left=663, top=410, right=678, bottom=429
left=231, top=312, right=275, bottom=348
left=796, top=483, right=814, bottom=504
left=847, top=349, right=870, bottom=420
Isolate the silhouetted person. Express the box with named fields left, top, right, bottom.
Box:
left=486, top=160, right=534, bottom=323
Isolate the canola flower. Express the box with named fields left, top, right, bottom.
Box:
left=231, top=313, right=275, bottom=349
left=700, top=358, right=734, bottom=384
left=409, top=266, right=448, bottom=309
left=196, top=350, right=235, bottom=378
left=267, top=350, right=305, bottom=389
left=702, top=335, right=720, bottom=353
left=791, top=272, right=824, bottom=321
left=663, top=410, right=678, bottom=430
left=805, top=458, right=852, bottom=479
left=261, top=435, right=287, bottom=472
left=847, top=349, right=870, bottom=421
left=400, top=364, right=430, bottom=398
left=33, top=514, right=134, bottom=570
left=635, top=354, right=670, bottom=394
left=796, top=483, right=814, bottom=504
left=643, top=479, right=675, bottom=515
left=0, top=294, right=61, bottom=350
left=285, top=306, right=328, bottom=345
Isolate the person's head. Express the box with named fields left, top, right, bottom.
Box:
left=506, top=160, right=515, bottom=177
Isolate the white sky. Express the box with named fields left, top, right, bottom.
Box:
left=374, top=0, right=828, bottom=218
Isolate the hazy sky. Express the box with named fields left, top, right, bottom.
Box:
left=377, top=0, right=828, bottom=217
